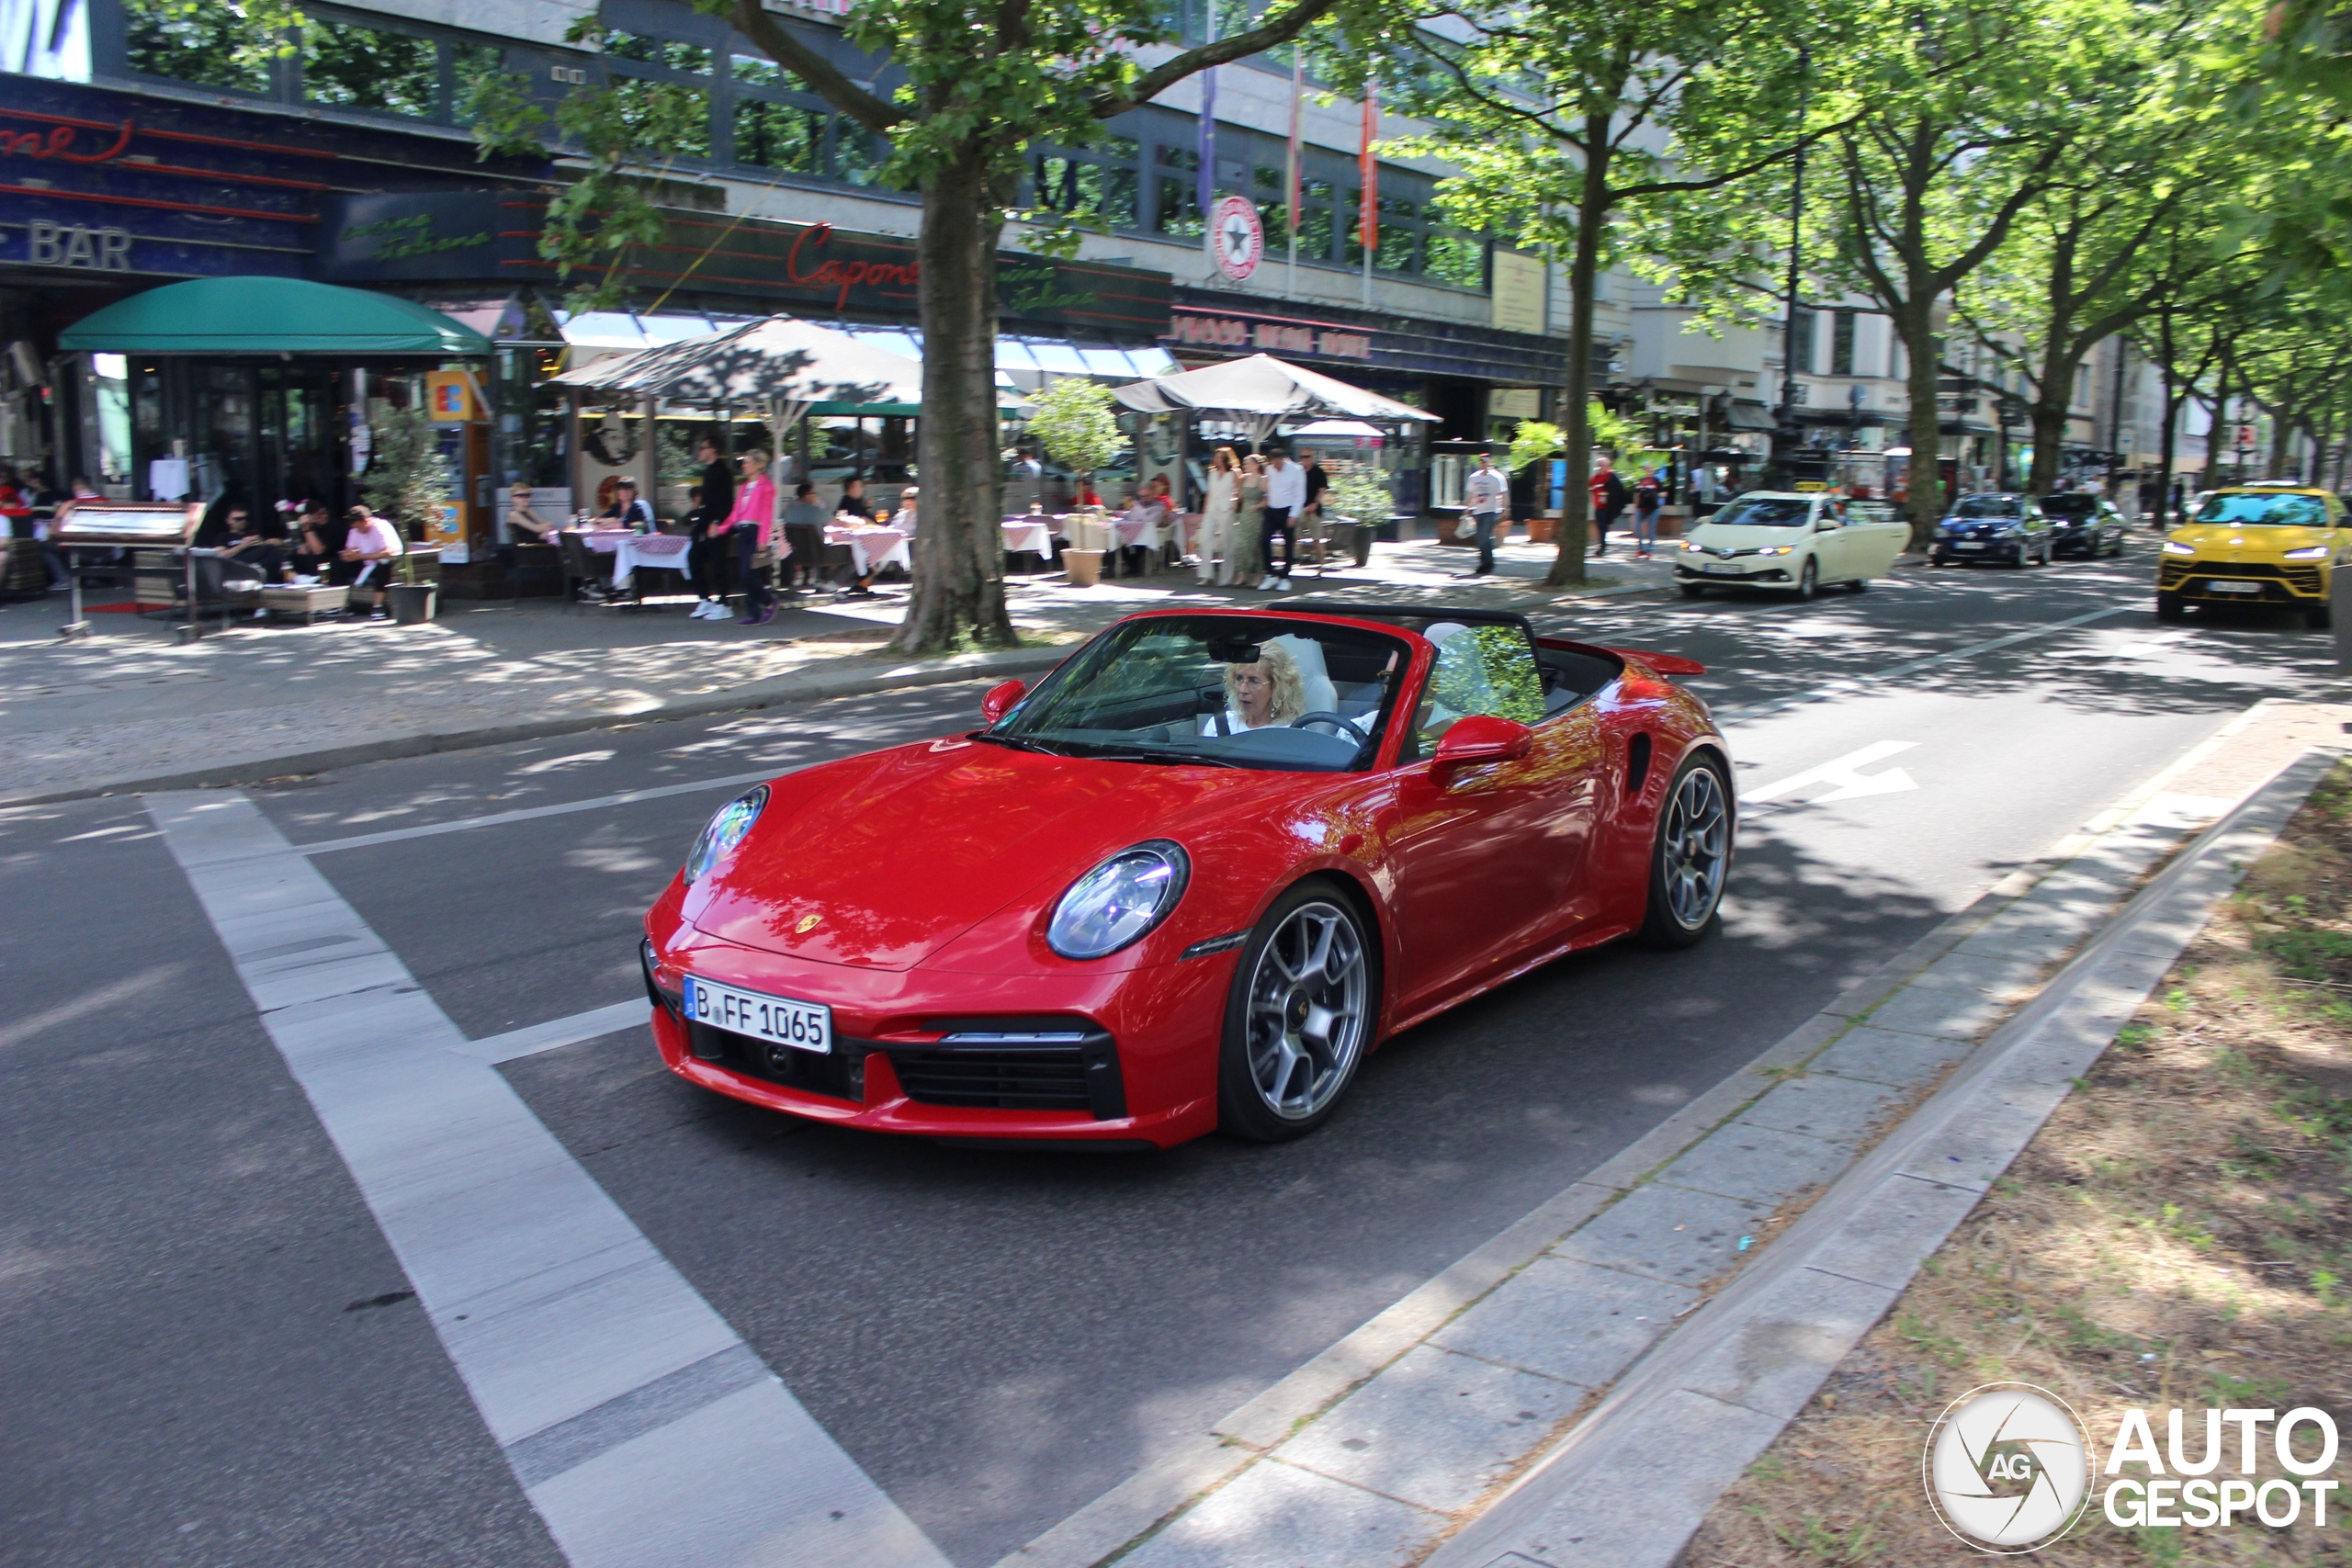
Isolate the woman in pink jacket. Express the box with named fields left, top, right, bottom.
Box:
left=711, top=447, right=781, bottom=626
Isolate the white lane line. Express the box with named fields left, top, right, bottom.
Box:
left=297, top=768, right=781, bottom=857
left=149, top=791, right=949, bottom=1568
left=456, top=1001, right=650, bottom=1065
left=1713, top=603, right=2132, bottom=725
left=1742, top=741, right=1919, bottom=806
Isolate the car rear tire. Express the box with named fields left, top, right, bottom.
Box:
left=1679, top=582, right=1707, bottom=599
left=1638, top=753, right=1733, bottom=950
left=1216, top=881, right=1380, bottom=1142
left=1794, top=558, right=1817, bottom=599
left=2156, top=592, right=2185, bottom=622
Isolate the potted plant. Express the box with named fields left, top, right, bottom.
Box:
left=1508, top=405, right=1646, bottom=545
left=1027, top=378, right=1125, bottom=587
left=1323, top=464, right=1393, bottom=568
left=362, top=399, right=453, bottom=624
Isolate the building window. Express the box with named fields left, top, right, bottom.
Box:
left=304, top=17, right=440, bottom=117
left=1154, top=144, right=1204, bottom=237
left=1423, top=230, right=1485, bottom=288
left=1831, top=310, right=1857, bottom=376
left=604, top=28, right=709, bottom=73
left=1032, top=136, right=1140, bottom=230
left=734, top=99, right=824, bottom=173
left=834, top=124, right=885, bottom=185
left=123, top=0, right=276, bottom=93
left=729, top=53, right=799, bottom=90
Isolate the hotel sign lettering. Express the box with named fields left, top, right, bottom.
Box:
left=1166, top=312, right=1373, bottom=361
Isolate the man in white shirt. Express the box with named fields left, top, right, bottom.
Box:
left=1260, top=450, right=1307, bottom=592
left=1462, top=451, right=1511, bottom=578
left=336, top=505, right=406, bottom=620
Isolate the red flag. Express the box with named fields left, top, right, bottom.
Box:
left=1359, top=86, right=1378, bottom=258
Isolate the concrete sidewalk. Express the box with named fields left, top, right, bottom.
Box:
left=0, top=536, right=1662, bottom=807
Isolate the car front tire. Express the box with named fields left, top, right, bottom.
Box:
left=1679, top=582, right=1707, bottom=599
left=1217, top=881, right=1380, bottom=1142
left=1794, top=558, right=1817, bottom=598
left=2156, top=592, right=2184, bottom=622
left=1639, top=753, right=1733, bottom=949
left=2307, top=604, right=2334, bottom=631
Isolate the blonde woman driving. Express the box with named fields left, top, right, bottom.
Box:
left=1202, top=639, right=1308, bottom=735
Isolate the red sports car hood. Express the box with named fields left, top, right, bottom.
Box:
left=682, top=739, right=1295, bottom=971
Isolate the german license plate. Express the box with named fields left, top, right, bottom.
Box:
left=1702, top=563, right=1738, bottom=575
left=2207, top=581, right=2260, bottom=594
left=1953, top=542, right=1984, bottom=551
left=683, top=976, right=832, bottom=1055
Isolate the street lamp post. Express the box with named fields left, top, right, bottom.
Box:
left=1771, top=45, right=1812, bottom=489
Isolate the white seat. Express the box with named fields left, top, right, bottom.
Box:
left=1268, top=633, right=1339, bottom=715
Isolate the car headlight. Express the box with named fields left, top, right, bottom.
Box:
left=1679, top=539, right=1703, bottom=552
left=1047, top=840, right=1190, bottom=960
left=684, top=785, right=767, bottom=883
left=2163, top=539, right=2198, bottom=556
left=2284, top=546, right=2330, bottom=560
left=1759, top=545, right=1794, bottom=556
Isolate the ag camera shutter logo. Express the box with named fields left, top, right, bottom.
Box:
left=1923, top=1382, right=2093, bottom=1552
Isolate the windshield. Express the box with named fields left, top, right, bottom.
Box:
left=1709, top=497, right=1812, bottom=528
left=984, top=615, right=1409, bottom=772
left=1952, top=496, right=2023, bottom=518
left=2195, top=492, right=2329, bottom=527
left=2037, top=495, right=2098, bottom=519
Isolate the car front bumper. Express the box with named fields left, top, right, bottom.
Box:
left=2158, top=558, right=2325, bottom=604
left=1675, top=559, right=1796, bottom=587
left=641, top=926, right=1230, bottom=1148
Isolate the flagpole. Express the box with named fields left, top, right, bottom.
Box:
left=1197, top=3, right=1217, bottom=254
left=1359, top=84, right=1376, bottom=310
left=1286, top=49, right=1302, bottom=299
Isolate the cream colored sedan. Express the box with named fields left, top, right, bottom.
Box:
left=1673, top=492, right=1910, bottom=599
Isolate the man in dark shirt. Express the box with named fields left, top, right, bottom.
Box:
left=697, top=434, right=735, bottom=522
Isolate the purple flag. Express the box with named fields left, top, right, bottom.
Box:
left=1197, top=66, right=1216, bottom=226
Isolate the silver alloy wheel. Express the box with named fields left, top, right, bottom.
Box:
left=1661, top=765, right=1731, bottom=931
left=1244, top=899, right=1369, bottom=1121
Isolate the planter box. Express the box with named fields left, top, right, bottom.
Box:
left=1526, top=515, right=1558, bottom=545
left=259, top=583, right=348, bottom=624
left=386, top=582, right=438, bottom=625
left=1062, top=548, right=1102, bottom=587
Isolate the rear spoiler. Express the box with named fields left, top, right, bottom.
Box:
left=1609, top=649, right=1706, bottom=677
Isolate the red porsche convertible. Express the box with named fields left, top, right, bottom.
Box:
left=639, top=604, right=1732, bottom=1148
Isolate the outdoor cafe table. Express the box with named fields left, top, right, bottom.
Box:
left=824, top=524, right=911, bottom=576
left=1001, top=518, right=1054, bottom=557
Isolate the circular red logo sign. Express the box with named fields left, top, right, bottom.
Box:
left=1209, top=195, right=1264, bottom=282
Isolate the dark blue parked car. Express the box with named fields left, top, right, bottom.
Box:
left=1929, top=494, right=2053, bottom=568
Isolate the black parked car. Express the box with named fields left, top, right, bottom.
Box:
left=1929, top=494, right=2053, bottom=567
left=2036, top=492, right=2128, bottom=558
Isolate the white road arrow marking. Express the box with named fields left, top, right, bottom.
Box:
left=1743, top=740, right=1920, bottom=805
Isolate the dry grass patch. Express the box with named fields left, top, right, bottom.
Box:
left=1676, top=762, right=2352, bottom=1567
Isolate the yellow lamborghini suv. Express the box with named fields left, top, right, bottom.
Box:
left=2157, top=485, right=2348, bottom=629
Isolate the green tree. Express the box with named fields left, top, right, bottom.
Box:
left=359, top=401, right=454, bottom=538
left=709, top=0, right=1385, bottom=653
left=1374, top=0, right=1826, bottom=588
left=1026, top=378, right=1125, bottom=490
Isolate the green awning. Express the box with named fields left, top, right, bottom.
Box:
left=60, top=276, right=492, bottom=355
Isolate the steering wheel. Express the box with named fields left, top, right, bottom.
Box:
left=1290, top=712, right=1352, bottom=735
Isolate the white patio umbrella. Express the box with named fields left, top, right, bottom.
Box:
left=553, top=315, right=931, bottom=449
left=1112, top=353, right=1439, bottom=445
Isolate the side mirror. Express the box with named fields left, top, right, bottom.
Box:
left=980, top=679, right=1027, bottom=726
left=1431, top=715, right=1533, bottom=778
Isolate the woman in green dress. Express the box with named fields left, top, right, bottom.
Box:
left=1229, top=453, right=1266, bottom=588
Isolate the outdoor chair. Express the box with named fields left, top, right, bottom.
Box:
left=557, top=532, right=612, bottom=610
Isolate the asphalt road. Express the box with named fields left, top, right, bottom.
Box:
left=1, top=550, right=2324, bottom=1568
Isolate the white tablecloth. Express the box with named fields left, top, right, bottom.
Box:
left=574, top=528, right=631, bottom=553
left=826, top=525, right=911, bottom=575
left=1001, top=520, right=1053, bottom=556
left=609, top=532, right=693, bottom=588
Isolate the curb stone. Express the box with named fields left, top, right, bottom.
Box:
left=1422, top=745, right=2341, bottom=1568
left=992, top=706, right=2327, bottom=1568
left=0, top=643, right=1069, bottom=812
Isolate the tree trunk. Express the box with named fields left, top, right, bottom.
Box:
left=1896, top=297, right=1944, bottom=548
left=2025, top=367, right=2071, bottom=499
left=892, top=152, right=1016, bottom=656
left=1546, top=127, right=1611, bottom=590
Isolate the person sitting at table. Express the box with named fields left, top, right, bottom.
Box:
left=287, top=500, right=340, bottom=579
left=214, top=504, right=286, bottom=604
left=780, top=481, right=827, bottom=592
left=0, top=463, right=34, bottom=538
left=506, top=482, right=560, bottom=542
left=334, top=504, right=404, bottom=621
left=1199, top=640, right=1308, bottom=736
left=835, top=474, right=873, bottom=521
left=1116, top=476, right=1170, bottom=576
left=598, top=476, right=656, bottom=532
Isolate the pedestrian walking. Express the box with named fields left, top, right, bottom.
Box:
left=1461, top=450, right=1510, bottom=577
left=1197, top=446, right=1240, bottom=584
left=1590, top=460, right=1628, bottom=555
left=713, top=448, right=780, bottom=626
left=1631, top=468, right=1664, bottom=558
left=1301, top=451, right=1329, bottom=570
left=1231, top=453, right=1266, bottom=586
left=1259, top=450, right=1306, bottom=591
